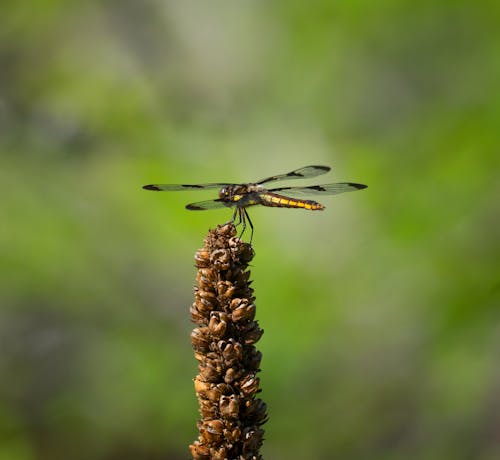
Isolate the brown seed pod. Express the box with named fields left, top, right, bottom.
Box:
left=210, top=248, right=231, bottom=270
left=194, top=291, right=217, bottom=313
left=189, top=441, right=210, bottom=460
left=191, top=327, right=211, bottom=351
left=220, top=339, right=243, bottom=366
left=244, top=348, right=262, bottom=371
left=194, top=377, right=212, bottom=396
left=198, top=363, right=221, bottom=383
left=229, top=298, right=244, bottom=311
left=208, top=312, right=228, bottom=338
left=243, top=398, right=268, bottom=425
left=223, top=425, right=242, bottom=443
left=198, top=289, right=218, bottom=305
left=220, top=394, right=240, bottom=419
left=242, top=427, right=264, bottom=454
left=224, top=366, right=244, bottom=384
left=198, top=396, right=217, bottom=415
left=231, top=302, right=256, bottom=322
left=200, top=419, right=224, bottom=443
left=216, top=280, right=236, bottom=299
left=239, top=373, right=260, bottom=396
left=194, top=250, right=211, bottom=268
left=210, top=446, right=229, bottom=460
left=241, top=322, right=264, bottom=345
left=197, top=267, right=218, bottom=283
left=199, top=404, right=218, bottom=419
left=203, top=382, right=232, bottom=402
left=190, top=304, right=208, bottom=325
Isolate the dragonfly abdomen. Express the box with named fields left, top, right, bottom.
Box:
left=259, top=193, right=324, bottom=210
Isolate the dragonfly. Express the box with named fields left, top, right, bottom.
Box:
left=142, top=165, right=367, bottom=240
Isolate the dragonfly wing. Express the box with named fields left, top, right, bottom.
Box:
left=268, top=182, right=367, bottom=196
left=256, top=165, right=331, bottom=185
left=185, top=199, right=229, bottom=210
left=143, top=183, right=230, bottom=191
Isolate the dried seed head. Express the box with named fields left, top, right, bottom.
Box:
left=189, top=224, right=266, bottom=459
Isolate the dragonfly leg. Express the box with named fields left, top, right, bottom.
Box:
left=244, top=208, right=254, bottom=242
left=238, top=208, right=247, bottom=238
left=227, top=207, right=252, bottom=241
left=227, top=208, right=238, bottom=225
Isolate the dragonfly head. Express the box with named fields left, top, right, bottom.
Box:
left=219, top=186, right=232, bottom=200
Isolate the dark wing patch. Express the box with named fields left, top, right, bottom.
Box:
left=142, top=183, right=230, bottom=191
left=186, top=199, right=228, bottom=210
left=256, top=165, right=331, bottom=185
left=268, top=182, right=367, bottom=196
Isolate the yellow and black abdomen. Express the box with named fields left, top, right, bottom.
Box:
left=259, top=193, right=324, bottom=210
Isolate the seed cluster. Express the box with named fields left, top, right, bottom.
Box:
left=189, top=224, right=267, bottom=460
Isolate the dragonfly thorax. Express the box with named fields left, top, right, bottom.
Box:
left=218, top=184, right=261, bottom=203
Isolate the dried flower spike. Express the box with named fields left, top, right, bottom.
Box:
left=189, top=224, right=266, bottom=460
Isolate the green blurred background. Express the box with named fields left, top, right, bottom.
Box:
left=1, top=1, right=499, bottom=459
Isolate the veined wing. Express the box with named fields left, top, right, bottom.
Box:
left=142, top=183, right=230, bottom=191
left=256, top=165, right=331, bottom=185
left=268, top=182, right=367, bottom=196
left=185, top=199, right=228, bottom=210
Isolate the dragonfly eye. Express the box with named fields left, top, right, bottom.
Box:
left=219, top=186, right=230, bottom=199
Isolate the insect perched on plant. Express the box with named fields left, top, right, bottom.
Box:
left=143, top=165, right=367, bottom=239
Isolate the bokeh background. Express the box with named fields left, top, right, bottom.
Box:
left=1, top=1, right=499, bottom=459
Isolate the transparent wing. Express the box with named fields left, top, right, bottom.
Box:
left=185, top=199, right=228, bottom=210
left=256, top=165, right=331, bottom=185
left=142, top=183, right=230, bottom=191
left=268, top=182, right=367, bottom=196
